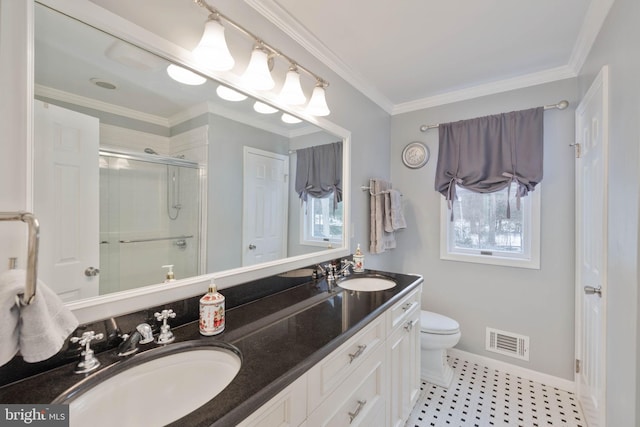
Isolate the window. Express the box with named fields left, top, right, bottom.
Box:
left=440, top=183, right=540, bottom=269
left=301, top=192, right=343, bottom=247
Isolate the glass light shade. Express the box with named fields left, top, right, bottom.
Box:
left=216, top=85, right=247, bottom=101
left=279, top=69, right=306, bottom=105
left=305, top=85, right=330, bottom=116
left=166, top=64, right=206, bottom=85
left=253, top=101, right=278, bottom=114
left=281, top=113, right=302, bottom=124
left=242, top=48, right=275, bottom=91
left=192, top=19, right=235, bottom=71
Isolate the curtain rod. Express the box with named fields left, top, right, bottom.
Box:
left=419, top=100, right=569, bottom=132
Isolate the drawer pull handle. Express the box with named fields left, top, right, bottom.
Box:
left=402, top=302, right=412, bottom=311
left=404, top=319, right=418, bottom=332
left=348, top=344, right=367, bottom=363
left=348, top=399, right=367, bottom=423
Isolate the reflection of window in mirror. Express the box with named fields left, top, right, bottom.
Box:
left=301, top=192, right=343, bottom=246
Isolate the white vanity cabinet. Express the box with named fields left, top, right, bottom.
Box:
left=386, top=287, right=422, bottom=427
left=238, top=283, right=422, bottom=427
left=236, top=373, right=308, bottom=427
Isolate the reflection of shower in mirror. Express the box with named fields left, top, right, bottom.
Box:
left=167, top=165, right=182, bottom=220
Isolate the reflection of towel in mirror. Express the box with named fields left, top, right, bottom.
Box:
left=0, top=269, right=78, bottom=366
left=384, top=189, right=406, bottom=232
left=370, top=178, right=396, bottom=254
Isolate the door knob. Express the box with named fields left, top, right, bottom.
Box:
left=248, top=244, right=256, bottom=250
left=584, top=285, right=602, bottom=297
left=85, top=267, right=100, bottom=277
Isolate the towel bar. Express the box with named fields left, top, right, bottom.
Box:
left=0, top=212, right=40, bottom=306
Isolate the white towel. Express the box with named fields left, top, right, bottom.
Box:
left=0, top=270, right=79, bottom=366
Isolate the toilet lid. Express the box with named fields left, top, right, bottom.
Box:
left=420, top=311, right=460, bottom=334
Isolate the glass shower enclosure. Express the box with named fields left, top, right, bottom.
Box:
left=99, top=149, right=202, bottom=294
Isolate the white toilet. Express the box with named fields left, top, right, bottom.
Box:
left=420, top=310, right=461, bottom=388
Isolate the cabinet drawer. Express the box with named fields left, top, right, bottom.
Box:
left=388, top=286, right=421, bottom=333
left=307, top=344, right=386, bottom=427
left=237, top=373, right=307, bottom=427
left=307, top=314, right=385, bottom=407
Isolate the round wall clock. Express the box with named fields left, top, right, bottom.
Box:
left=402, top=141, right=430, bottom=169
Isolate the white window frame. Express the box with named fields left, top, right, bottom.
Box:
left=440, top=184, right=541, bottom=269
left=300, top=195, right=343, bottom=248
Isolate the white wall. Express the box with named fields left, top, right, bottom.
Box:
left=388, top=79, right=579, bottom=380
left=0, top=0, right=30, bottom=269
left=578, top=0, right=640, bottom=424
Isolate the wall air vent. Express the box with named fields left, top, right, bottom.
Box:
left=486, top=327, right=530, bottom=361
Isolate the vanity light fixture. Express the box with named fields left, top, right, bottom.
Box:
left=279, top=65, right=306, bottom=105
left=242, top=45, right=275, bottom=91
left=194, top=0, right=330, bottom=115
left=281, top=113, right=302, bottom=124
left=166, top=64, right=206, bottom=85
left=192, top=14, right=235, bottom=71
left=305, top=80, right=330, bottom=116
left=216, top=85, right=248, bottom=101
left=253, top=101, right=279, bottom=114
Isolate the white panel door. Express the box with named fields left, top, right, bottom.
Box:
left=242, top=147, right=288, bottom=266
left=34, top=100, right=100, bottom=301
left=575, top=66, right=608, bottom=427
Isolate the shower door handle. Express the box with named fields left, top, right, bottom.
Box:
left=85, top=267, right=100, bottom=277
left=248, top=244, right=256, bottom=250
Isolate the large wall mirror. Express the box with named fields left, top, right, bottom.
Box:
left=32, top=1, right=349, bottom=317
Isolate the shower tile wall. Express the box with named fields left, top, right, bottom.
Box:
left=100, top=155, right=200, bottom=293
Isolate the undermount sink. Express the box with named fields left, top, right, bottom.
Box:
left=53, top=341, right=241, bottom=427
left=338, top=274, right=397, bottom=291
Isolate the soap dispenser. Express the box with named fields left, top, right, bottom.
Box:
left=162, top=265, right=175, bottom=283
left=199, top=281, right=225, bottom=336
left=353, top=244, right=365, bottom=273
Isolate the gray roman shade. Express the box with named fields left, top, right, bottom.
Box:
left=434, top=107, right=544, bottom=219
left=295, top=141, right=343, bottom=208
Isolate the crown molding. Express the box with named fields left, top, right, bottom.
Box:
left=245, top=0, right=395, bottom=114
left=567, top=0, right=615, bottom=73
left=392, top=66, right=577, bottom=115
left=248, top=0, right=613, bottom=116
left=35, top=84, right=170, bottom=127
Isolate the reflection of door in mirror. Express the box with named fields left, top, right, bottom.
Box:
left=34, top=100, right=100, bottom=302
left=242, top=147, right=289, bottom=266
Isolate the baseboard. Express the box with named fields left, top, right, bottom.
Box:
left=447, top=348, right=576, bottom=394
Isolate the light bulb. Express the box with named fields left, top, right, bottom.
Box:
left=242, top=47, right=274, bottom=91
left=279, top=68, right=306, bottom=105
left=166, top=64, right=206, bottom=85
left=253, top=101, right=278, bottom=114
left=306, top=84, right=330, bottom=116
left=193, top=18, right=235, bottom=71
left=216, top=85, right=247, bottom=102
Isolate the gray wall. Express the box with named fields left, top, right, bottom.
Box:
left=577, top=0, right=640, bottom=424
left=388, top=79, right=579, bottom=380
left=206, top=114, right=289, bottom=272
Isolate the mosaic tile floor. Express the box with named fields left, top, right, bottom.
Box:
left=405, top=357, right=586, bottom=427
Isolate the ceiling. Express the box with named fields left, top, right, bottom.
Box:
left=246, top=0, right=612, bottom=114
left=86, top=0, right=613, bottom=116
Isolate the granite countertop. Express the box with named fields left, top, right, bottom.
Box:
left=0, top=270, right=423, bottom=426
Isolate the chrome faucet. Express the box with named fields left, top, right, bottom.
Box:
left=338, top=259, right=355, bottom=278
left=70, top=330, right=104, bottom=374
left=117, top=323, right=154, bottom=356
left=154, top=309, right=176, bottom=344
left=324, top=263, right=337, bottom=283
